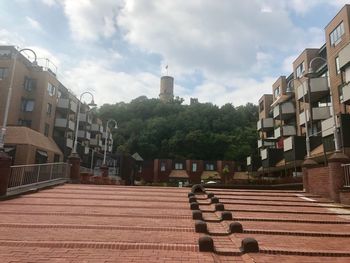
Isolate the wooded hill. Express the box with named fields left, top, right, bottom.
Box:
left=99, top=96, right=258, bottom=163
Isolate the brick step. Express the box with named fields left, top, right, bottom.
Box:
left=233, top=216, right=350, bottom=224
left=0, top=240, right=199, bottom=252
left=20, top=196, right=189, bottom=203
left=0, top=223, right=195, bottom=233
left=0, top=210, right=192, bottom=219
left=260, top=248, right=350, bottom=257
left=218, top=197, right=333, bottom=203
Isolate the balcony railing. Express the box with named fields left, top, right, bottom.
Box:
left=258, top=139, right=276, bottom=148
left=299, top=107, right=331, bottom=126
left=55, top=118, right=75, bottom=131
left=57, top=98, right=78, bottom=113
left=341, top=82, right=350, bottom=105
left=274, top=125, right=296, bottom=138
left=91, top=124, right=103, bottom=133
left=273, top=101, right=295, bottom=120
left=7, top=163, right=70, bottom=194
left=296, top=77, right=329, bottom=103
left=342, top=163, right=350, bottom=187
left=257, top=118, right=274, bottom=131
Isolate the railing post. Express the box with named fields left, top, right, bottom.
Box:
left=69, top=153, right=81, bottom=183
left=36, top=165, right=41, bottom=183
left=328, top=152, right=350, bottom=202
left=49, top=164, right=54, bottom=180
left=0, top=152, right=12, bottom=197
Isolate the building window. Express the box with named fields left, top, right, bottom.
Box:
left=18, top=119, right=32, bottom=127
left=47, top=82, right=56, bottom=96
left=44, top=123, right=49, bottom=137
left=192, top=163, right=197, bottom=172
left=335, top=56, right=340, bottom=75
left=47, top=103, right=52, bottom=116
left=274, top=86, right=280, bottom=99
left=54, top=154, right=60, bottom=162
left=330, top=22, right=344, bottom=46
left=24, top=77, right=36, bottom=91
left=21, top=99, right=35, bottom=112
left=175, top=163, right=183, bottom=170
left=259, top=101, right=264, bottom=112
left=296, top=62, right=304, bottom=78
left=0, top=67, right=8, bottom=79
left=35, top=150, right=48, bottom=164
left=160, top=162, right=166, bottom=171
left=205, top=163, right=214, bottom=171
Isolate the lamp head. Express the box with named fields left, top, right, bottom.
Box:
left=303, top=67, right=316, bottom=78
left=88, top=99, right=97, bottom=107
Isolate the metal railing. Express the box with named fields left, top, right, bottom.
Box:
left=8, top=162, right=70, bottom=190
left=80, top=166, right=92, bottom=174
left=343, top=163, right=350, bottom=187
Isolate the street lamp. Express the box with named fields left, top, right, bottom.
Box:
left=286, top=78, right=311, bottom=158
left=103, top=119, right=117, bottom=165
left=72, top=92, right=97, bottom=154
left=0, top=48, right=38, bottom=152
left=305, top=56, right=340, bottom=152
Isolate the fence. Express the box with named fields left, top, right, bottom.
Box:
left=343, top=163, right=350, bottom=187
left=8, top=162, right=70, bottom=191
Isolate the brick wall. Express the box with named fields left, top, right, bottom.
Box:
left=307, top=166, right=330, bottom=197
left=340, top=191, right=350, bottom=204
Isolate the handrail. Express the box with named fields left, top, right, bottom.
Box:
left=10, top=162, right=68, bottom=168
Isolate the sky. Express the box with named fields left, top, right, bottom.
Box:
left=0, top=0, right=348, bottom=107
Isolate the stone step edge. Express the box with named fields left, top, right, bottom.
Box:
left=0, top=240, right=198, bottom=252
left=207, top=229, right=350, bottom=237
left=0, top=223, right=194, bottom=232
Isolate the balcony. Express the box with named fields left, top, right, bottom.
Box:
left=261, top=148, right=284, bottom=168
left=55, top=118, right=75, bottom=131
left=341, top=82, right=350, bottom=105
left=274, top=125, right=296, bottom=138
left=79, top=113, right=92, bottom=124
left=283, top=136, right=306, bottom=162
left=258, top=139, right=276, bottom=148
left=296, top=77, right=329, bottom=103
left=339, top=42, right=350, bottom=70
left=90, top=138, right=103, bottom=148
left=246, top=155, right=261, bottom=172
left=299, top=107, right=332, bottom=126
left=273, top=101, right=295, bottom=120
left=91, top=124, right=103, bottom=133
left=78, top=130, right=91, bottom=140
left=257, top=118, right=274, bottom=131
left=321, top=117, right=335, bottom=137
left=53, top=137, right=74, bottom=150
left=57, top=98, right=77, bottom=113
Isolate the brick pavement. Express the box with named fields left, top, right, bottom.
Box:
left=1, top=185, right=350, bottom=262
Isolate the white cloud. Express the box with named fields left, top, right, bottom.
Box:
left=60, top=0, right=120, bottom=41
left=0, top=29, right=25, bottom=46
left=40, top=0, right=58, bottom=7
left=25, top=16, right=45, bottom=33
left=62, top=59, right=161, bottom=106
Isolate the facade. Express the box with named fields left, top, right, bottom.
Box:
left=247, top=4, right=350, bottom=179
left=139, top=159, right=236, bottom=184
left=0, top=46, right=114, bottom=165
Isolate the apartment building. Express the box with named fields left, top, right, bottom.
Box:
left=0, top=46, right=63, bottom=164
left=0, top=46, right=114, bottom=166
left=139, top=159, right=236, bottom=185
left=247, top=4, right=350, bottom=177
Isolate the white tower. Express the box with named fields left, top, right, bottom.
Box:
left=159, top=75, right=174, bottom=102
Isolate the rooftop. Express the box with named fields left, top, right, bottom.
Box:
left=0, top=184, right=350, bottom=262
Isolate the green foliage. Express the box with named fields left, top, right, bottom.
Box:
left=99, top=97, right=258, bottom=162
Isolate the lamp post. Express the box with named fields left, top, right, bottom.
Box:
left=72, top=92, right=96, bottom=155
left=0, top=48, right=38, bottom=152
left=103, top=119, right=117, bottom=166
left=286, top=78, right=311, bottom=158
left=305, top=56, right=340, bottom=152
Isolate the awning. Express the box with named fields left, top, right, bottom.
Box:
left=4, top=147, right=15, bottom=153
left=201, top=171, right=220, bottom=180
left=169, top=170, right=189, bottom=179
left=36, top=150, right=48, bottom=157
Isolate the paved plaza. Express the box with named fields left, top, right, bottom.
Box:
left=0, top=184, right=350, bottom=262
